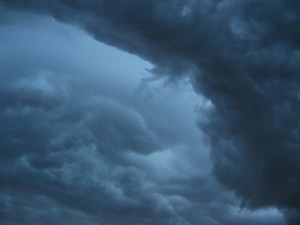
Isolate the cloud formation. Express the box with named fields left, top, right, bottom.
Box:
left=0, top=0, right=299, bottom=224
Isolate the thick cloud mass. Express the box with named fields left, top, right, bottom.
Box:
left=0, top=10, right=286, bottom=225
left=0, top=0, right=300, bottom=224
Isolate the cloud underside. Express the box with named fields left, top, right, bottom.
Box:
left=1, top=0, right=300, bottom=224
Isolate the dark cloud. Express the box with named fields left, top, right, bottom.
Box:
left=0, top=0, right=299, bottom=224
left=0, top=11, right=284, bottom=225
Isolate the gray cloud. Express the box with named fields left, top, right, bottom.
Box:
left=0, top=1, right=299, bottom=224
left=0, top=11, right=284, bottom=225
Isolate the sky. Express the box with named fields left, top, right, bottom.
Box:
left=0, top=1, right=299, bottom=225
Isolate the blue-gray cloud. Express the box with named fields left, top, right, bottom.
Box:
left=0, top=1, right=299, bottom=224
left=0, top=11, right=284, bottom=225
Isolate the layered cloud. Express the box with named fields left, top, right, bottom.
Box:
left=0, top=1, right=299, bottom=224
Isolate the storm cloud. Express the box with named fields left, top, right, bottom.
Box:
left=0, top=0, right=299, bottom=224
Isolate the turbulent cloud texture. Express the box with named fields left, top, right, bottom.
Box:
left=1, top=0, right=300, bottom=224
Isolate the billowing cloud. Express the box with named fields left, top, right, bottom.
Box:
left=0, top=0, right=299, bottom=224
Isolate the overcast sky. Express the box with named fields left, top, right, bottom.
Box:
left=0, top=1, right=300, bottom=225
